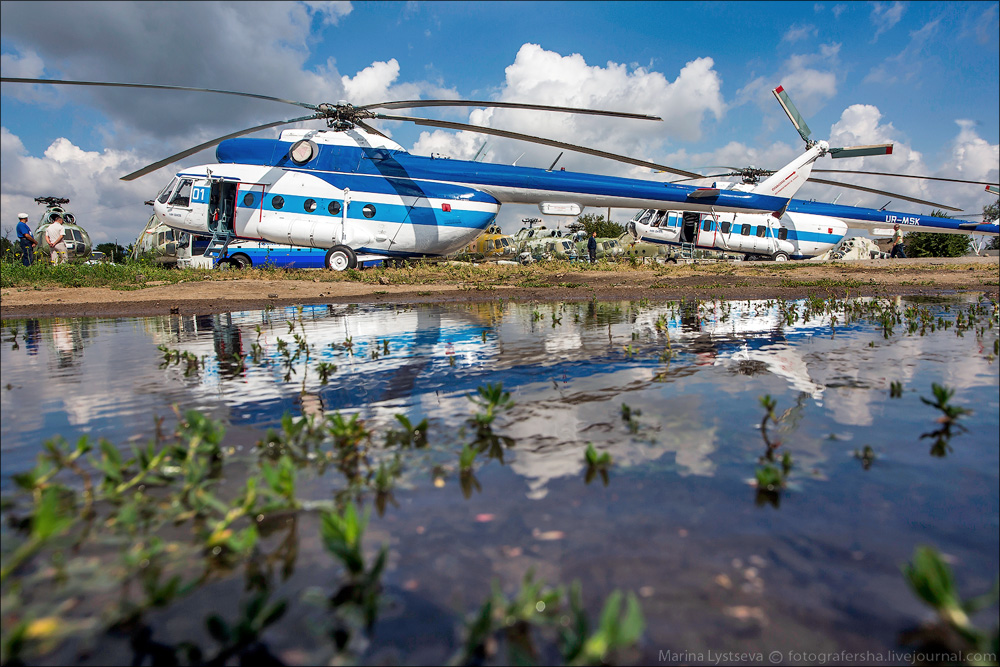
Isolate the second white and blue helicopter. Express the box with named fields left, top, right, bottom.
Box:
left=626, top=85, right=998, bottom=260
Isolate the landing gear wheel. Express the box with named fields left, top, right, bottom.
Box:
left=325, top=245, right=357, bottom=271
left=771, top=252, right=789, bottom=262
left=230, top=254, right=251, bottom=269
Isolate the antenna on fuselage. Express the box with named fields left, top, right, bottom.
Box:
left=547, top=152, right=564, bottom=171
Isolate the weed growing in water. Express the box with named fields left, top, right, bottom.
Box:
left=854, top=445, right=877, bottom=470
left=584, top=443, right=612, bottom=486
left=919, top=383, right=971, bottom=457
left=453, top=571, right=644, bottom=666
left=901, top=546, right=999, bottom=657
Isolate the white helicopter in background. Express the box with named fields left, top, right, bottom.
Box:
left=4, top=76, right=804, bottom=270
left=627, top=85, right=999, bottom=261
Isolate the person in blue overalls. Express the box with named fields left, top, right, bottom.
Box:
left=16, top=213, right=37, bottom=266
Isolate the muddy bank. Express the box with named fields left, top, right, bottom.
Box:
left=2, top=256, right=997, bottom=319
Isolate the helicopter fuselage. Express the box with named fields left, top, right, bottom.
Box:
left=151, top=128, right=791, bottom=261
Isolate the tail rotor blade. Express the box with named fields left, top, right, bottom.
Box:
left=772, top=85, right=812, bottom=143
left=828, top=144, right=894, bottom=159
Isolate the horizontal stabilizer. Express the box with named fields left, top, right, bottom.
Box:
left=959, top=222, right=985, bottom=230
left=687, top=188, right=720, bottom=199
left=829, top=144, right=893, bottom=159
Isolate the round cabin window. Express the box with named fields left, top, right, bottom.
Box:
left=272, top=195, right=285, bottom=210
left=328, top=201, right=341, bottom=215
left=243, top=193, right=256, bottom=207
left=362, top=204, right=376, bottom=218
left=304, top=199, right=317, bottom=212
left=289, top=140, right=316, bottom=164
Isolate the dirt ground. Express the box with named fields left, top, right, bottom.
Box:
left=2, top=256, right=997, bottom=319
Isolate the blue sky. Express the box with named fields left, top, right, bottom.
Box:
left=2, top=1, right=998, bottom=243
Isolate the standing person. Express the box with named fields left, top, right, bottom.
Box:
left=16, top=213, right=37, bottom=266
left=46, top=214, right=68, bottom=264
left=587, top=231, right=598, bottom=264
left=889, top=224, right=906, bottom=259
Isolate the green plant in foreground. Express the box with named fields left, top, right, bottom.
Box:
left=384, top=413, right=429, bottom=448
left=902, top=546, right=999, bottom=654
left=320, top=501, right=388, bottom=635
left=453, top=572, right=644, bottom=666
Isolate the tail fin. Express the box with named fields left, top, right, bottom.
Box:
left=752, top=142, right=826, bottom=199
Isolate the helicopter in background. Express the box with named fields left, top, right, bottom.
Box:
left=3, top=76, right=803, bottom=271
left=32, top=197, right=93, bottom=263
left=627, top=85, right=999, bottom=261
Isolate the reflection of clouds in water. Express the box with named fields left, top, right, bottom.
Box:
left=722, top=344, right=825, bottom=403
left=505, top=377, right=719, bottom=499
left=806, top=332, right=996, bottom=427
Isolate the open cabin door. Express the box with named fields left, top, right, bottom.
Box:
left=681, top=212, right=700, bottom=243
left=207, top=177, right=240, bottom=236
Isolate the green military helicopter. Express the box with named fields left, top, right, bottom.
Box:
left=33, top=196, right=93, bottom=262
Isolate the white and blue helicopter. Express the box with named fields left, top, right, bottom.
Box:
left=626, top=85, right=999, bottom=260
left=4, top=76, right=803, bottom=270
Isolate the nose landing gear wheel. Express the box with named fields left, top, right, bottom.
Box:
left=325, top=245, right=357, bottom=271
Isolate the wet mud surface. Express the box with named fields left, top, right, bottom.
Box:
left=2, top=256, right=997, bottom=319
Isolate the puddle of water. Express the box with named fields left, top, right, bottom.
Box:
left=1, top=295, right=998, bottom=664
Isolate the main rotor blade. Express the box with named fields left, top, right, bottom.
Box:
left=121, top=113, right=323, bottom=181
left=374, top=113, right=703, bottom=178
left=360, top=99, right=661, bottom=121
left=1, top=77, right=319, bottom=111
left=808, top=177, right=962, bottom=211
left=814, top=169, right=997, bottom=186
left=772, top=85, right=812, bottom=143
left=353, top=119, right=390, bottom=140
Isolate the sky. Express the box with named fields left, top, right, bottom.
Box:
left=1, top=0, right=998, bottom=244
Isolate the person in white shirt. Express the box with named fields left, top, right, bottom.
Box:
left=45, top=215, right=68, bottom=264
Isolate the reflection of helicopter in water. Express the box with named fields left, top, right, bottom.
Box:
left=3, top=76, right=792, bottom=271
left=33, top=197, right=93, bottom=262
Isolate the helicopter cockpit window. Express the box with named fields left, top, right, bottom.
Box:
left=500, top=237, right=510, bottom=247
left=486, top=240, right=495, bottom=251
left=169, top=179, right=192, bottom=207
left=158, top=177, right=178, bottom=204
left=651, top=211, right=666, bottom=227
left=667, top=212, right=680, bottom=228
left=636, top=210, right=653, bottom=225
